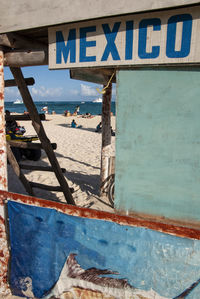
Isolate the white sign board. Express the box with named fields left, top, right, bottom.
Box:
left=48, top=6, right=200, bottom=69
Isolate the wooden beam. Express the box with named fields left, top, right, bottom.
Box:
left=8, top=140, right=57, bottom=150
left=0, top=48, right=7, bottom=190
left=6, top=143, right=34, bottom=196
left=30, top=182, right=62, bottom=191
left=4, top=50, right=48, bottom=67
left=70, top=68, right=116, bottom=85
left=30, top=182, right=74, bottom=194
left=5, top=113, right=45, bottom=121
left=0, top=33, right=47, bottom=50
left=100, top=82, right=112, bottom=196
left=5, top=77, right=35, bottom=87
left=10, top=67, right=75, bottom=205
left=19, top=164, right=66, bottom=173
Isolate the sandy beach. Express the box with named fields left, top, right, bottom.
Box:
left=7, top=114, right=115, bottom=213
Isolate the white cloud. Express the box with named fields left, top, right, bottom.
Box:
left=31, top=86, right=63, bottom=98
left=69, top=89, right=79, bottom=96
left=4, top=87, right=20, bottom=100
left=80, top=84, right=99, bottom=97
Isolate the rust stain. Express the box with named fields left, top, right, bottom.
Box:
left=0, top=177, right=7, bottom=190
left=0, top=216, right=5, bottom=225
left=0, top=50, right=7, bottom=192
left=0, top=188, right=200, bottom=296
left=0, top=190, right=200, bottom=240
left=0, top=202, right=10, bottom=295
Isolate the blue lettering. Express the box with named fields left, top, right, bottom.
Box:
left=80, top=26, right=96, bottom=62
left=138, top=18, right=161, bottom=59
left=125, top=21, right=134, bottom=60
left=56, top=30, right=76, bottom=64
left=101, top=22, right=121, bottom=61
left=166, top=14, right=192, bottom=58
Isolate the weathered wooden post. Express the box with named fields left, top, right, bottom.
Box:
left=0, top=48, right=10, bottom=297
left=100, top=82, right=112, bottom=196
left=0, top=49, right=7, bottom=191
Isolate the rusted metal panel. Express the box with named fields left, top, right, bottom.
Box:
left=0, top=50, right=7, bottom=191
left=0, top=190, right=200, bottom=240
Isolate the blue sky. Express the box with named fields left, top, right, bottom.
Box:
left=4, top=65, right=116, bottom=102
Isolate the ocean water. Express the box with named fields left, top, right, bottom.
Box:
left=5, top=101, right=116, bottom=116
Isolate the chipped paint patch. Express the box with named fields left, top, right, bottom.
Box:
left=0, top=48, right=9, bottom=293
left=0, top=189, right=200, bottom=296
left=0, top=50, right=7, bottom=191
left=0, top=190, right=200, bottom=240
left=0, top=212, right=10, bottom=296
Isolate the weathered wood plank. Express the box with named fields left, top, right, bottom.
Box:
left=19, top=164, right=66, bottom=173
left=8, top=140, right=57, bottom=150
left=6, top=143, right=34, bottom=196
left=4, top=50, right=48, bottom=67
left=30, top=182, right=62, bottom=191
left=10, top=67, right=75, bottom=205
left=70, top=68, right=116, bottom=85
left=5, top=77, right=35, bottom=87
left=5, top=113, right=45, bottom=121
left=0, top=33, right=47, bottom=50
left=30, top=182, right=74, bottom=193
left=100, top=82, right=112, bottom=195
left=0, top=49, right=7, bottom=191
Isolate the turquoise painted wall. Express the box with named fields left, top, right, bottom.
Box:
left=115, top=69, right=200, bottom=222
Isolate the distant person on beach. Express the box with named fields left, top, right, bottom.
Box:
left=5, top=110, right=20, bottom=133
left=65, top=110, right=71, bottom=116
left=111, top=126, right=115, bottom=136
left=82, top=112, right=93, bottom=118
left=71, top=119, right=82, bottom=128
left=41, top=106, right=48, bottom=114
left=95, top=122, right=102, bottom=132
left=95, top=122, right=115, bottom=135
left=75, top=105, right=80, bottom=114
left=73, top=105, right=80, bottom=116
left=71, top=119, right=77, bottom=128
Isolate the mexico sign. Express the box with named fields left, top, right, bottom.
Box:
left=48, top=6, right=200, bottom=69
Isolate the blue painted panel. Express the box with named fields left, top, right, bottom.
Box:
left=7, top=201, right=200, bottom=298
left=115, top=69, right=200, bottom=222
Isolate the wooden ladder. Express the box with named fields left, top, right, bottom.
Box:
left=6, top=67, right=75, bottom=205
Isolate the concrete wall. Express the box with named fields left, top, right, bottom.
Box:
left=0, top=0, right=200, bottom=33
left=115, top=68, right=200, bottom=223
